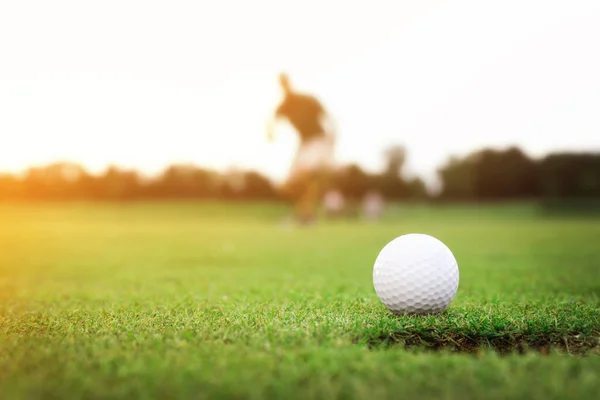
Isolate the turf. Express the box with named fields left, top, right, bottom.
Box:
left=0, top=202, right=599, bottom=399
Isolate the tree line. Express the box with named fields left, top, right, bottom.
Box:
left=0, top=164, right=277, bottom=201
left=437, top=147, right=600, bottom=200
left=0, top=146, right=598, bottom=201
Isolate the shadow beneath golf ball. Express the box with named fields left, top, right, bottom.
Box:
left=360, top=328, right=598, bottom=356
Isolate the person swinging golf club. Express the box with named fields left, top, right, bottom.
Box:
left=267, top=73, right=336, bottom=224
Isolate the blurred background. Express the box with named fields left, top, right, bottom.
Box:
left=1, top=0, right=599, bottom=207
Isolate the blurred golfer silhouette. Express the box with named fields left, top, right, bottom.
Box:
left=267, top=73, right=336, bottom=224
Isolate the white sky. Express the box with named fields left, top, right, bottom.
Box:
left=1, top=0, right=599, bottom=188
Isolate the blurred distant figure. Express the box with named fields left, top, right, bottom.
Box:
left=323, top=189, right=345, bottom=219
left=363, top=190, right=385, bottom=221
left=267, top=73, right=336, bottom=224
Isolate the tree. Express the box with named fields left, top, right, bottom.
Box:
left=21, top=162, right=89, bottom=200
left=151, top=164, right=219, bottom=198
left=379, top=145, right=409, bottom=199
left=96, top=166, right=142, bottom=200
left=438, top=147, right=538, bottom=200
left=437, top=156, right=476, bottom=199
left=538, top=153, right=600, bottom=198
left=240, top=171, right=277, bottom=199
left=333, top=164, right=371, bottom=200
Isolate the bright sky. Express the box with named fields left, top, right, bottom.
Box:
left=1, top=0, right=599, bottom=188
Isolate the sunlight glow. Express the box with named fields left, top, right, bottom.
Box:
left=1, top=0, right=599, bottom=188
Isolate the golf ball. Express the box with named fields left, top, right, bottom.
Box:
left=373, top=233, right=459, bottom=315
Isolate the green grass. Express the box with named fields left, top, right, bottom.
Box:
left=0, top=202, right=599, bottom=399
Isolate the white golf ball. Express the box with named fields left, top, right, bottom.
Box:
left=373, top=233, right=459, bottom=315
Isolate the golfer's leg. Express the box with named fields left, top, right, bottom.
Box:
left=298, top=172, right=320, bottom=222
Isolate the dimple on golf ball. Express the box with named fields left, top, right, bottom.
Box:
left=373, top=233, right=459, bottom=315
